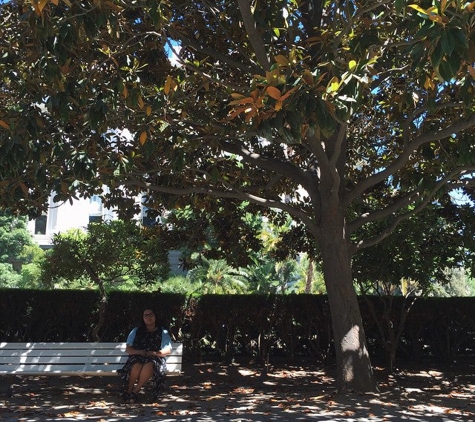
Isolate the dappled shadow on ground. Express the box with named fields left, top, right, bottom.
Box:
left=1, top=360, right=474, bottom=421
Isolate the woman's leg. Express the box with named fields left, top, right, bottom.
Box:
left=127, top=363, right=143, bottom=393
left=132, top=362, right=154, bottom=394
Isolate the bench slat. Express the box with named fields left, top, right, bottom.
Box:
left=0, top=355, right=182, bottom=364
left=0, top=350, right=182, bottom=358
left=0, top=342, right=182, bottom=350
left=2, top=362, right=182, bottom=376
left=0, top=342, right=127, bottom=350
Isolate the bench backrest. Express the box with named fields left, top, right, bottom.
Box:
left=0, top=342, right=183, bottom=376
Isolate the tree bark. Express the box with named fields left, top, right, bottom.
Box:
left=305, top=260, right=314, bottom=294
left=90, top=275, right=107, bottom=342
left=317, top=207, right=379, bottom=393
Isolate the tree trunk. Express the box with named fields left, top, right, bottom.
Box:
left=91, top=277, right=107, bottom=342
left=305, top=260, right=314, bottom=293
left=317, top=209, right=379, bottom=393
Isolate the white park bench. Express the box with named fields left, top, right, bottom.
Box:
left=0, top=342, right=183, bottom=376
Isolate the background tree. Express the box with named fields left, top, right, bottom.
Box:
left=41, top=220, right=170, bottom=340
left=186, top=256, right=249, bottom=294
left=166, top=205, right=317, bottom=293
left=2, top=0, right=475, bottom=392
left=352, top=198, right=475, bottom=372
left=0, top=211, right=33, bottom=270
left=431, top=267, right=475, bottom=297
left=0, top=211, right=44, bottom=288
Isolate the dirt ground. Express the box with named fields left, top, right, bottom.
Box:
left=1, top=360, right=474, bottom=421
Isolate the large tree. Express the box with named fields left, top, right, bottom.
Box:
left=1, top=0, right=475, bottom=392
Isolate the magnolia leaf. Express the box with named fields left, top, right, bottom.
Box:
left=266, top=86, right=282, bottom=100
left=441, top=29, right=455, bottom=56
left=228, top=106, right=248, bottom=120
left=302, top=70, right=314, bottom=85
left=424, top=76, right=435, bottom=90
left=274, top=55, right=289, bottom=66
left=139, top=130, right=148, bottom=145
left=328, top=77, right=340, bottom=92
left=229, top=97, right=254, bottom=106
left=146, top=105, right=152, bottom=116
left=280, top=87, right=297, bottom=102
left=0, top=120, right=10, bottom=130
left=37, top=0, right=49, bottom=12
left=428, top=14, right=443, bottom=24
left=164, top=76, right=173, bottom=95
left=349, top=60, right=357, bottom=71
left=408, top=4, right=428, bottom=16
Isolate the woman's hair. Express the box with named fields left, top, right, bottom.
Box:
left=138, top=307, right=164, bottom=329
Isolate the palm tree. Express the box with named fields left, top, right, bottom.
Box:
left=187, top=257, right=248, bottom=294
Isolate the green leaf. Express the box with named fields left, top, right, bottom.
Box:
left=446, top=52, right=462, bottom=75
left=441, top=29, right=455, bottom=56
left=415, top=22, right=436, bottom=40
left=451, top=28, right=469, bottom=53
left=431, top=44, right=444, bottom=68
left=438, top=60, right=455, bottom=81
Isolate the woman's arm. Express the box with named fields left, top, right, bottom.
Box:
left=159, top=328, right=173, bottom=357
left=126, top=344, right=148, bottom=356
left=125, top=327, right=147, bottom=356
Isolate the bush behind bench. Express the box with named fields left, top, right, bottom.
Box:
left=1, top=289, right=474, bottom=366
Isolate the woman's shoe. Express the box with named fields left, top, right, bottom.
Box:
left=128, top=392, right=138, bottom=404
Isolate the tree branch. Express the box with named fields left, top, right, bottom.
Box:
left=236, top=0, right=271, bottom=72
left=344, top=114, right=475, bottom=206
left=349, top=165, right=475, bottom=253
left=122, top=176, right=318, bottom=235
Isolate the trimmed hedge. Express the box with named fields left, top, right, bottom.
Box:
left=1, top=289, right=474, bottom=366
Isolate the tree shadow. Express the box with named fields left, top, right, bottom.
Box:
left=1, top=361, right=474, bottom=421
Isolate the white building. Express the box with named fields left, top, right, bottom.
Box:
left=27, top=195, right=185, bottom=274
left=27, top=195, right=115, bottom=248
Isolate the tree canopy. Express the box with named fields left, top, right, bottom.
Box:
left=1, top=0, right=475, bottom=392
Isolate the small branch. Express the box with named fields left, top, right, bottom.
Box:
left=350, top=166, right=475, bottom=253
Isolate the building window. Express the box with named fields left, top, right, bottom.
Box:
left=89, top=195, right=103, bottom=224
left=89, top=215, right=103, bottom=224
left=35, top=215, right=47, bottom=234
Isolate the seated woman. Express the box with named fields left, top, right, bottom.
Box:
left=118, top=308, right=172, bottom=403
